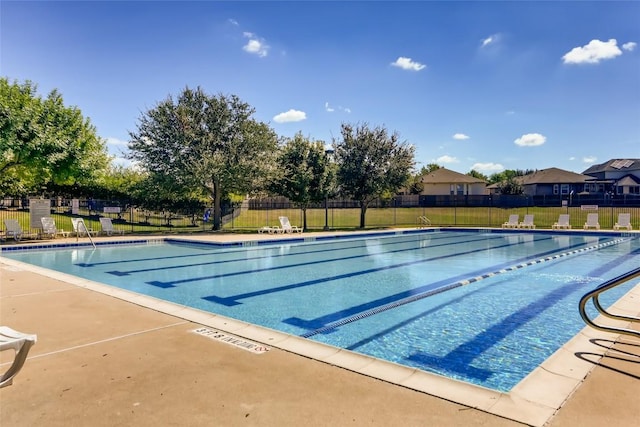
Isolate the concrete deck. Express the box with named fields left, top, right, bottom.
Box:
left=1, top=231, right=639, bottom=426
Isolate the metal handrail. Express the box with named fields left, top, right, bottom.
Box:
left=417, top=216, right=431, bottom=227
left=578, top=266, right=640, bottom=338
left=75, top=218, right=96, bottom=249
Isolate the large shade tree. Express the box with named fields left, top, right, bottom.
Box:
left=0, top=78, right=110, bottom=196
left=128, top=86, right=278, bottom=230
left=271, top=132, right=334, bottom=230
left=334, top=123, right=415, bottom=228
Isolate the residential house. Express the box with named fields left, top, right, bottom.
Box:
left=418, top=168, right=487, bottom=196
left=517, top=167, right=590, bottom=197
left=582, top=159, right=640, bottom=195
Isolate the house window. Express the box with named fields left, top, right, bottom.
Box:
left=449, top=184, right=464, bottom=195
left=561, top=184, right=570, bottom=194
left=553, top=184, right=559, bottom=195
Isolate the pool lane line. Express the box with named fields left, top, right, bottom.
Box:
left=77, top=231, right=470, bottom=269
left=103, top=232, right=486, bottom=276
left=147, top=233, right=519, bottom=287
left=207, top=236, right=578, bottom=306
left=300, top=237, right=631, bottom=338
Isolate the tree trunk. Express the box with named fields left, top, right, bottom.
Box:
left=302, top=208, right=307, bottom=231
left=359, top=202, right=367, bottom=229
left=212, top=178, right=221, bottom=231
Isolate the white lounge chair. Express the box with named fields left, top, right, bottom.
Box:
left=584, top=213, right=600, bottom=230
left=552, top=214, right=571, bottom=229
left=519, top=214, right=535, bottom=229
left=258, top=225, right=280, bottom=234
left=3, top=219, right=36, bottom=241
left=613, top=213, right=632, bottom=230
left=0, top=326, right=37, bottom=388
left=71, top=218, right=93, bottom=237
left=99, top=217, right=125, bottom=236
left=502, top=214, right=519, bottom=229
left=278, top=216, right=302, bottom=233
left=40, top=217, right=70, bottom=239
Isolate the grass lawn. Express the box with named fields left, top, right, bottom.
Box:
left=2, top=206, right=635, bottom=237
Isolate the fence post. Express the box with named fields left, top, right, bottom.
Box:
left=489, top=196, right=493, bottom=227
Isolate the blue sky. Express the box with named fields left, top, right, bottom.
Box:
left=2, top=1, right=639, bottom=175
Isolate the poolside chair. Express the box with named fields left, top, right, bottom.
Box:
left=258, top=225, right=280, bottom=234
left=552, top=214, right=571, bottom=229
left=3, top=219, right=36, bottom=241
left=278, top=216, right=302, bottom=233
left=71, top=218, right=93, bottom=237
left=0, top=326, right=37, bottom=388
left=40, top=217, right=70, bottom=239
left=583, top=213, right=600, bottom=230
left=502, top=214, right=519, bottom=229
left=519, top=214, right=535, bottom=229
left=613, top=213, right=633, bottom=230
left=99, top=217, right=125, bottom=236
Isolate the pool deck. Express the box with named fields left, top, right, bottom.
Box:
left=1, top=230, right=639, bottom=426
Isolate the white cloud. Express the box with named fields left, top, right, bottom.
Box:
left=569, top=156, right=576, bottom=161
left=480, top=33, right=502, bottom=48
left=562, top=39, right=622, bottom=64
left=436, top=155, right=459, bottom=164
left=273, top=109, right=306, bottom=123
left=391, top=56, right=426, bottom=71
left=583, top=156, right=597, bottom=164
left=106, top=137, right=128, bottom=147
left=325, top=102, right=351, bottom=113
left=243, top=32, right=269, bottom=57
left=514, top=133, right=546, bottom=147
left=471, top=162, right=504, bottom=172
left=453, top=133, right=470, bottom=140
left=622, top=41, right=637, bottom=52
left=482, top=36, right=493, bottom=47
left=228, top=18, right=239, bottom=26
left=105, top=137, right=132, bottom=167
left=111, top=156, right=134, bottom=168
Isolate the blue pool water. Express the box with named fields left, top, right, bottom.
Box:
left=3, top=230, right=639, bottom=392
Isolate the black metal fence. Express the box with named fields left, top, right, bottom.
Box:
left=1, top=195, right=639, bottom=242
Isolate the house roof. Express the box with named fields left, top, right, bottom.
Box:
left=421, top=168, right=486, bottom=184
left=582, top=159, right=640, bottom=175
left=519, top=167, right=590, bottom=185
left=616, top=174, right=640, bottom=186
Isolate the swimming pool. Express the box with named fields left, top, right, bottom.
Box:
left=3, top=229, right=639, bottom=392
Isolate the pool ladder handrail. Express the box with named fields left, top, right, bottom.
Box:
left=76, top=219, right=96, bottom=249
left=578, top=266, right=640, bottom=339
left=417, top=216, right=431, bottom=228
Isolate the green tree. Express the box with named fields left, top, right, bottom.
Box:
left=130, top=173, right=206, bottom=226
left=95, top=165, right=146, bottom=200
left=467, top=169, right=488, bottom=181
left=334, top=123, right=415, bottom=228
left=0, top=78, right=110, bottom=196
left=271, top=132, right=334, bottom=230
left=488, top=169, right=533, bottom=195
left=419, top=163, right=442, bottom=175
left=407, top=164, right=444, bottom=194
left=498, top=177, right=524, bottom=195
left=128, top=87, right=278, bottom=230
